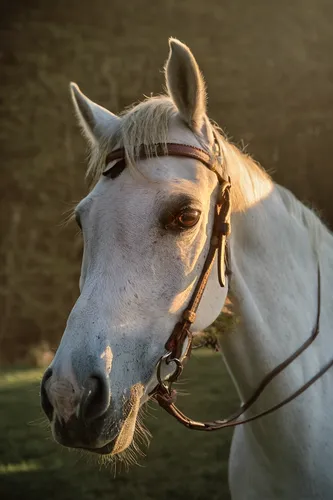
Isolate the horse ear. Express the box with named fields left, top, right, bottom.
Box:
left=70, top=83, right=119, bottom=145
left=165, top=38, right=207, bottom=131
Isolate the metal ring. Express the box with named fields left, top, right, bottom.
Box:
left=156, top=352, right=183, bottom=385
left=156, top=352, right=171, bottom=385
left=167, top=357, right=183, bottom=383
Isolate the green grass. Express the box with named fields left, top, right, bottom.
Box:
left=0, top=350, right=238, bottom=500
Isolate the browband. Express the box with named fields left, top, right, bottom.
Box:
left=103, top=142, right=225, bottom=183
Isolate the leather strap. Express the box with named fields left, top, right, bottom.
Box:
left=105, top=143, right=213, bottom=171
left=155, top=264, right=326, bottom=430
left=164, top=179, right=231, bottom=361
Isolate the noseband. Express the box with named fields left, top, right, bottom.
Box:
left=104, top=139, right=332, bottom=431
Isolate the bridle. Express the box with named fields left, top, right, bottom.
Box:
left=103, top=138, right=333, bottom=431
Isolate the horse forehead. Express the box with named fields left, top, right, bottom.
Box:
left=137, top=155, right=212, bottom=185
left=87, top=156, right=213, bottom=212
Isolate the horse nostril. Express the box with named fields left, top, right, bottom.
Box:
left=79, top=374, right=111, bottom=421
left=40, top=368, right=54, bottom=420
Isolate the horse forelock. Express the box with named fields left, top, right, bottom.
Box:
left=86, top=95, right=177, bottom=184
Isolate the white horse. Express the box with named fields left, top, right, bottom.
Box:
left=41, top=38, right=333, bottom=499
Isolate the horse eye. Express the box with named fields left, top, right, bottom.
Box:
left=166, top=208, right=201, bottom=231
left=178, top=209, right=201, bottom=228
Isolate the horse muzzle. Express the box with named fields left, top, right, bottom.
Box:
left=40, top=367, right=120, bottom=451
left=41, top=367, right=143, bottom=454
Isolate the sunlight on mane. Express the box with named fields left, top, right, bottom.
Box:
left=85, top=92, right=326, bottom=251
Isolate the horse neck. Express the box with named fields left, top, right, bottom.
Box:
left=220, top=145, right=324, bottom=411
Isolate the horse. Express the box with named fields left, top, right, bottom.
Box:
left=41, top=38, right=333, bottom=499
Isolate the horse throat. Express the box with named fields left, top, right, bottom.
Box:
left=220, top=182, right=321, bottom=415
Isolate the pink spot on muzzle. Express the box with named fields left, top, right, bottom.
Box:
left=47, top=379, right=80, bottom=422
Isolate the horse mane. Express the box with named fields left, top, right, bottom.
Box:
left=86, top=94, right=328, bottom=252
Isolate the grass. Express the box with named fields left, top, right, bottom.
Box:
left=0, top=350, right=238, bottom=500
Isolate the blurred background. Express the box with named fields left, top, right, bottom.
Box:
left=0, top=0, right=332, bottom=499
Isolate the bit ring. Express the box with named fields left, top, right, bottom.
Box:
left=157, top=352, right=183, bottom=385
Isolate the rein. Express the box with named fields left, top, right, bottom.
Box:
left=103, top=141, right=331, bottom=431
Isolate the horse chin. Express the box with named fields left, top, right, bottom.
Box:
left=111, top=384, right=143, bottom=455
left=89, top=383, right=144, bottom=456
left=86, top=440, right=117, bottom=455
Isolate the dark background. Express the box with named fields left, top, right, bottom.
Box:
left=1, top=2, right=333, bottom=499
left=1, top=0, right=333, bottom=361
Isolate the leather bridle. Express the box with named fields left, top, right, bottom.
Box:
left=103, top=139, right=332, bottom=432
